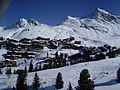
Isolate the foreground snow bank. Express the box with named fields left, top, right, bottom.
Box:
left=1, top=57, right=120, bottom=90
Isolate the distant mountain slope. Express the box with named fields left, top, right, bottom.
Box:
left=1, top=8, right=120, bottom=47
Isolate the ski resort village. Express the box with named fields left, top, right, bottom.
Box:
left=0, top=1, right=120, bottom=89
left=0, top=34, right=120, bottom=90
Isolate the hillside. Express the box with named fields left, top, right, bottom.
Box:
left=0, top=8, right=120, bottom=47
left=0, top=57, right=120, bottom=90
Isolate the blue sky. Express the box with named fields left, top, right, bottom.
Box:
left=1, top=0, right=120, bottom=26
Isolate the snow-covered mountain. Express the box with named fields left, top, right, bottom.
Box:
left=1, top=8, right=120, bottom=47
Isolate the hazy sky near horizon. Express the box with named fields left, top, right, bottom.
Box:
left=0, top=0, right=120, bottom=26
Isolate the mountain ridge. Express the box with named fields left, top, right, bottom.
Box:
left=0, top=8, right=120, bottom=47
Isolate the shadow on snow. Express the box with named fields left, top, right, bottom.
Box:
left=1, top=85, right=55, bottom=90
left=95, top=79, right=117, bottom=87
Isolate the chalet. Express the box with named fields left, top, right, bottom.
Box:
left=61, top=45, right=71, bottom=49
left=8, top=39, right=18, bottom=43
left=112, top=49, right=120, bottom=56
left=35, top=36, right=50, bottom=41
left=74, top=41, right=81, bottom=45
left=3, top=51, right=36, bottom=59
left=61, top=43, right=76, bottom=49
left=44, top=58, right=56, bottom=63
left=98, top=46, right=107, bottom=52
left=3, top=60, right=17, bottom=67
left=28, top=44, right=43, bottom=51
left=12, top=47, right=22, bottom=51
left=68, top=53, right=82, bottom=60
left=0, top=41, right=3, bottom=48
left=63, top=36, right=75, bottom=43
left=0, top=61, right=4, bottom=68
left=48, top=41, right=58, bottom=49
left=22, top=52, right=36, bottom=59
left=5, top=42, right=17, bottom=50
left=17, top=44, right=30, bottom=50
left=90, top=55, right=96, bottom=60
left=19, top=38, right=31, bottom=44
left=39, top=41, right=48, bottom=47
left=0, top=37, right=4, bottom=40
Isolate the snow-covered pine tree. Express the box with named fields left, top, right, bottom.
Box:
left=24, top=65, right=28, bottom=77
left=117, top=68, right=120, bottom=83
left=28, top=60, right=33, bottom=72
left=5, top=67, right=12, bottom=74
left=32, top=73, right=40, bottom=90
left=76, top=69, right=94, bottom=90
left=16, top=70, right=28, bottom=90
left=55, top=72, right=64, bottom=89
left=38, top=64, right=42, bottom=71
left=34, top=64, right=38, bottom=71
left=67, top=82, right=73, bottom=90
left=0, top=68, right=2, bottom=74
left=12, top=86, right=15, bottom=90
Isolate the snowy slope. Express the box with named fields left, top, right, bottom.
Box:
left=1, top=8, right=120, bottom=47
left=0, top=57, right=120, bottom=90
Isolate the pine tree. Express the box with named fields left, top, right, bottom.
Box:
left=12, top=86, right=16, bottom=90
left=16, top=70, right=27, bottom=90
left=67, top=82, right=73, bottom=90
left=55, top=52, right=58, bottom=60
left=14, top=70, right=16, bottom=74
left=0, top=68, right=2, bottom=74
left=24, top=66, right=28, bottom=77
left=32, top=73, right=40, bottom=90
left=108, top=52, right=115, bottom=58
left=117, top=68, right=120, bottom=83
left=5, top=68, right=12, bottom=74
left=29, top=60, right=33, bottom=72
left=55, top=72, right=64, bottom=89
left=5, top=67, right=12, bottom=78
left=76, top=69, right=94, bottom=90
left=38, top=64, right=42, bottom=71
left=34, top=64, right=38, bottom=71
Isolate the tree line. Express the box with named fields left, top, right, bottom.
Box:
left=10, top=67, right=120, bottom=90
left=12, top=69, right=94, bottom=90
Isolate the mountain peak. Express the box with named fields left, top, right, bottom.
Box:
left=83, top=8, right=111, bottom=19
left=13, top=18, right=41, bottom=28
left=81, top=8, right=120, bottom=23
left=59, top=16, right=81, bottom=26
left=95, top=8, right=110, bottom=15
left=67, top=16, right=77, bottom=20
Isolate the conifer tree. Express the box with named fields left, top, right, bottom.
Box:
left=5, top=67, right=12, bottom=74
left=76, top=69, right=94, bottom=90
left=0, top=68, right=2, bottom=74
left=34, top=64, right=38, bottom=71
left=55, top=52, right=58, bottom=60
left=14, top=70, right=16, bottom=74
left=55, top=72, right=64, bottom=89
left=117, top=68, right=120, bottom=83
left=29, top=60, right=33, bottom=72
left=67, top=82, right=73, bottom=90
left=32, top=73, right=40, bottom=90
left=38, top=64, right=42, bottom=71
left=5, top=67, right=12, bottom=78
left=12, top=86, right=16, bottom=90
left=24, top=66, right=28, bottom=77
left=16, top=70, right=27, bottom=90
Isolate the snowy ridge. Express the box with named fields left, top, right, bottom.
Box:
left=1, top=8, right=120, bottom=47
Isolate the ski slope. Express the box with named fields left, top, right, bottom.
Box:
left=0, top=57, right=120, bottom=90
